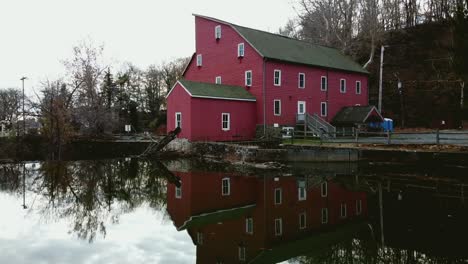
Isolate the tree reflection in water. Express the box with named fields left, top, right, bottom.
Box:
left=1, top=159, right=171, bottom=243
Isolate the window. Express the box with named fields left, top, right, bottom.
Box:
left=299, top=212, right=306, bottom=229
left=238, top=43, right=245, bottom=57
left=275, top=218, right=283, bottom=236
left=356, top=81, right=362, bottom=94
left=245, top=70, right=252, bottom=86
left=196, top=54, right=202, bottom=67
left=215, top=76, right=222, bottom=84
left=215, top=25, right=221, bottom=39
left=221, top=113, right=230, bottom=131
left=197, top=232, right=203, bottom=245
left=274, top=70, right=281, bottom=86
left=273, top=100, right=281, bottom=116
left=222, top=177, right=230, bottom=196
left=245, top=218, right=253, bottom=234
left=238, top=246, right=246, bottom=261
left=340, top=203, right=347, bottom=218
left=175, top=185, right=182, bottom=199
left=321, top=182, right=327, bottom=197
left=340, top=79, right=346, bottom=93
left=298, top=180, right=306, bottom=201
left=321, top=102, right=327, bottom=117
left=321, top=76, right=328, bottom=91
left=175, top=112, right=182, bottom=128
left=321, top=208, right=328, bottom=224
left=356, top=200, right=362, bottom=215
left=274, top=188, right=282, bottom=205
left=298, top=73, right=305, bottom=88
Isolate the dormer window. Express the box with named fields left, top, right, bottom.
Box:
left=196, top=54, right=202, bottom=67
left=238, top=43, right=245, bottom=57
left=215, top=25, right=221, bottom=40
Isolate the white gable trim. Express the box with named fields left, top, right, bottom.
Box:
left=363, top=106, right=384, bottom=122
left=166, top=81, right=193, bottom=99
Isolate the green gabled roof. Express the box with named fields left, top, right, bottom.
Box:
left=177, top=204, right=256, bottom=231
left=193, top=15, right=367, bottom=74
left=232, top=25, right=368, bottom=74
left=177, top=79, right=256, bottom=101
left=332, top=105, right=383, bottom=125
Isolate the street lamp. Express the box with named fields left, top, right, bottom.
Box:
left=20, top=76, right=27, bottom=136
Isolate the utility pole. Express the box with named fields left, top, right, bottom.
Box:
left=378, top=46, right=386, bottom=113
left=20, top=76, right=27, bottom=136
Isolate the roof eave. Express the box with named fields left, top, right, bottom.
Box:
left=264, top=57, right=369, bottom=75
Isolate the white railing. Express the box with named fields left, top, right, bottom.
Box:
left=296, top=113, right=336, bottom=138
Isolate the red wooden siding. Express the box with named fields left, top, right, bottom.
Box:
left=166, top=83, right=192, bottom=140
left=265, top=61, right=368, bottom=124
left=184, top=17, right=265, bottom=124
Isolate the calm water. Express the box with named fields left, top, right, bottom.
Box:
left=1, top=159, right=467, bottom=264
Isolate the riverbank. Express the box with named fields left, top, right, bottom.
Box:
left=166, top=139, right=468, bottom=166
left=3, top=136, right=468, bottom=166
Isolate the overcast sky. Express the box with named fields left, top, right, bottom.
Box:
left=0, top=0, right=297, bottom=95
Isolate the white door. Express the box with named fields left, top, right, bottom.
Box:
left=297, top=101, right=306, bottom=122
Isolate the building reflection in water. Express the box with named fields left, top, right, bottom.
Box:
left=166, top=168, right=369, bottom=263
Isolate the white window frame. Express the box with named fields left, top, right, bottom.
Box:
left=274, top=70, right=281, bottom=86
left=175, top=112, right=182, bottom=128
left=298, top=73, right=305, bottom=88
left=274, top=188, right=282, bottom=205
left=245, top=217, right=253, bottom=234
left=245, top=70, right=252, bottom=86
left=273, top=100, right=281, bottom=116
left=196, top=54, right=202, bottom=67
left=321, top=208, right=328, bottom=224
left=215, top=25, right=221, bottom=39
left=320, top=102, right=327, bottom=117
left=238, top=246, right=246, bottom=261
left=340, top=203, right=347, bottom=218
left=221, top=177, right=230, bottom=196
left=356, top=200, right=362, bottom=215
left=215, top=76, right=222, bottom=84
left=321, top=76, right=328, bottom=91
left=221, top=113, right=230, bottom=131
left=274, top=218, right=283, bottom=236
left=175, top=185, right=182, bottom=199
left=299, top=212, right=307, bottom=229
left=197, top=232, right=203, bottom=245
left=321, top=182, right=328, bottom=197
left=356, top=81, right=362, bottom=94
left=238, top=43, right=245, bottom=57
left=340, top=79, right=346, bottom=93
left=298, top=186, right=306, bottom=201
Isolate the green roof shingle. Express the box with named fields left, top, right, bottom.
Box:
left=178, top=79, right=256, bottom=101
left=233, top=25, right=368, bottom=74
left=332, top=105, right=383, bottom=125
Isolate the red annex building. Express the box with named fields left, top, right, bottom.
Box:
left=167, top=14, right=371, bottom=141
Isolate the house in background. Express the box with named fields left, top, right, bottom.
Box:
left=167, top=14, right=373, bottom=141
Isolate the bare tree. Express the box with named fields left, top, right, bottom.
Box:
left=0, top=88, right=21, bottom=123
left=62, top=40, right=115, bottom=135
